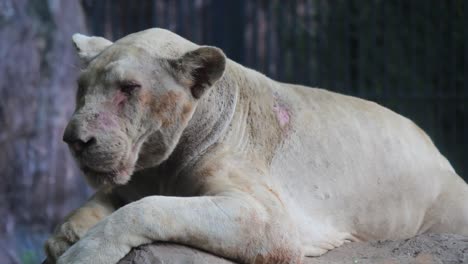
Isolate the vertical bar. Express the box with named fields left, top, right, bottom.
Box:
left=422, top=0, right=430, bottom=98
left=288, top=0, right=295, bottom=83
left=92, top=1, right=105, bottom=36
left=280, top=0, right=289, bottom=81
left=170, top=0, right=177, bottom=31
left=408, top=0, right=416, bottom=98
left=252, top=0, right=259, bottom=71
left=301, top=0, right=311, bottom=85
left=244, top=0, right=251, bottom=67
left=190, top=0, right=197, bottom=42
left=137, top=0, right=144, bottom=32
left=272, top=0, right=280, bottom=79
left=355, top=0, right=363, bottom=96
left=265, top=1, right=273, bottom=76
left=369, top=0, right=378, bottom=98
left=177, top=0, right=184, bottom=35
left=423, top=0, right=439, bottom=142
left=348, top=0, right=357, bottom=95
left=381, top=1, right=390, bottom=100
left=163, top=0, right=169, bottom=29
left=124, top=0, right=131, bottom=35
left=329, top=0, right=339, bottom=91
left=275, top=0, right=286, bottom=81
left=433, top=1, right=444, bottom=154
left=449, top=1, right=457, bottom=168
left=395, top=0, right=403, bottom=98
left=201, top=0, right=211, bottom=44
left=190, top=0, right=199, bottom=43
left=291, top=0, right=299, bottom=83
left=329, top=0, right=338, bottom=92
left=315, top=0, right=323, bottom=86
left=183, top=0, right=191, bottom=40
left=450, top=1, right=456, bottom=98
left=103, top=0, right=110, bottom=38
left=152, top=0, right=158, bottom=28
left=465, top=0, right=468, bottom=98
left=224, top=1, right=243, bottom=63
left=464, top=0, right=468, bottom=177
left=303, top=0, right=312, bottom=86
left=342, top=0, right=350, bottom=93
left=112, top=0, right=121, bottom=39
left=260, top=2, right=267, bottom=74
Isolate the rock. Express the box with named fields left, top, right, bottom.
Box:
left=307, top=233, right=468, bottom=264
left=117, top=233, right=468, bottom=264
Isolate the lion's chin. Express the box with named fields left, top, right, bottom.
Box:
left=82, top=165, right=134, bottom=188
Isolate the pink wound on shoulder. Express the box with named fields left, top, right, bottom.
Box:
left=273, top=94, right=290, bottom=127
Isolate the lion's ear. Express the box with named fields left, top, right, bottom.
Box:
left=169, top=46, right=226, bottom=99
left=72, top=33, right=113, bottom=65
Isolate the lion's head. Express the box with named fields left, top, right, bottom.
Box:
left=64, top=29, right=226, bottom=187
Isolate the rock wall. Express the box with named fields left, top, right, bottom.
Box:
left=0, top=0, right=89, bottom=262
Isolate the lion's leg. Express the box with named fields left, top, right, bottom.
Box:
left=426, top=171, right=468, bottom=235
left=57, top=194, right=303, bottom=264
left=44, top=190, right=120, bottom=262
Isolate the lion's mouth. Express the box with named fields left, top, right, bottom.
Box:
left=76, top=131, right=150, bottom=187
left=81, top=162, right=134, bottom=186
left=82, top=166, right=121, bottom=177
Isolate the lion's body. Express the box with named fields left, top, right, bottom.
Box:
left=45, top=28, right=468, bottom=264
left=268, top=83, right=465, bottom=244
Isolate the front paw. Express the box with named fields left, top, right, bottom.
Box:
left=57, top=218, right=131, bottom=264
left=44, top=221, right=87, bottom=263
left=57, top=236, right=129, bottom=264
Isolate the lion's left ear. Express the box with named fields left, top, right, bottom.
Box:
left=169, top=46, right=226, bottom=99
left=72, top=33, right=113, bottom=65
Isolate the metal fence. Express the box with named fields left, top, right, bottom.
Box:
left=82, top=0, right=467, bottom=180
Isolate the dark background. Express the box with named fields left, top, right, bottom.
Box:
left=1, top=0, right=466, bottom=263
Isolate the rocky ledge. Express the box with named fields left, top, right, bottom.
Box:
left=118, top=233, right=468, bottom=264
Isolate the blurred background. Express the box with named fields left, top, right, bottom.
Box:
left=0, top=0, right=466, bottom=263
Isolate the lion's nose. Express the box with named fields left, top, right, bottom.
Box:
left=63, top=125, right=96, bottom=154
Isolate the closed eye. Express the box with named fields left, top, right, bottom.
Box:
left=120, top=81, right=141, bottom=95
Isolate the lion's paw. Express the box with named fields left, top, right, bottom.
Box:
left=303, top=232, right=356, bottom=257
left=44, top=221, right=87, bottom=263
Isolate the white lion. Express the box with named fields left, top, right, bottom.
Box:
left=44, top=28, right=468, bottom=264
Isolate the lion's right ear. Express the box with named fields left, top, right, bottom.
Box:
left=168, top=46, right=226, bottom=99
left=72, top=33, right=113, bottom=65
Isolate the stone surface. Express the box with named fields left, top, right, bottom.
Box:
left=118, top=233, right=468, bottom=264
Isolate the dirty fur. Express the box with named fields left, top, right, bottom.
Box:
left=44, top=28, right=468, bottom=264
